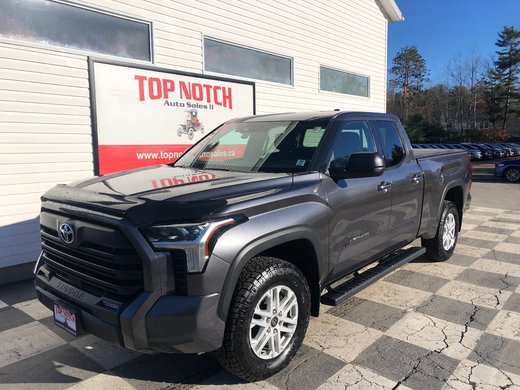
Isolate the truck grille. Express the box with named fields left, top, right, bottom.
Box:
left=40, top=211, right=144, bottom=301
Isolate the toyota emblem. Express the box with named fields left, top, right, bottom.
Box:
left=59, top=223, right=75, bottom=244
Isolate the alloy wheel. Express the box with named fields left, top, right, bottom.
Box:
left=442, top=212, right=456, bottom=251
left=249, top=285, right=298, bottom=360
left=505, top=168, right=520, bottom=182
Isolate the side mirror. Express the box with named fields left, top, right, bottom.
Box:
left=329, top=152, right=385, bottom=180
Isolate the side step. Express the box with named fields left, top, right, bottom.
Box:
left=321, top=246, right=426, bottom=306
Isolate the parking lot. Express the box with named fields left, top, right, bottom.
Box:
left=1, top=180, right=519, bottom=390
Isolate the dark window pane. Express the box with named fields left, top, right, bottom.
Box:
left=374, top=121, right=405, bottom=167
left=320, top=66, right=369, bottom=97
left=0, top=0, right=151, bottom=61
left=333, top=120, right=375, bottom=159
left=204, top=38, right=292, bottom=85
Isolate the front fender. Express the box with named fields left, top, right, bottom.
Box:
left=212, top=202, right=329, bottom=320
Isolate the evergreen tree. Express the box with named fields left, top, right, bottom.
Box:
left=389, top=46, right=428, bottom=121
left=483, top=65, right=503, bottom=135
left=485, top=26, right=520, bottom=134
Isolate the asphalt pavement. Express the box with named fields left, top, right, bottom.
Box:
left=471, top=159, right=520, bottom=211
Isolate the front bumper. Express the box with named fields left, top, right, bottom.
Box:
left=35, top=272, right=225, bottom=353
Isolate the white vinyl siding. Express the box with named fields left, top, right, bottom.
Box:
left=0, top=42, right=93, bottom=268
left=0, top=0, right=389, bottom=269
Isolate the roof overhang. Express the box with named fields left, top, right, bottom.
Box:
left=377, top=0, right=404, bottom=22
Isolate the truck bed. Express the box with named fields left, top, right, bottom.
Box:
left=412, top=148, right=467, bottom=159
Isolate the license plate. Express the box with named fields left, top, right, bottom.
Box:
left=53, top=302, right=79, bottom=336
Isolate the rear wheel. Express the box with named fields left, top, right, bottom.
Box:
left=504, top=167, right=520, bottom=183
left=217, top=257, right=311, bottom=381
left=421, top=200, right=459, bottom=262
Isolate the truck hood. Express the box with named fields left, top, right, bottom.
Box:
left=42, top=165, right=293, bottom=226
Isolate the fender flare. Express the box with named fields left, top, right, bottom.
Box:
left=437, top=179, right=464, bottom=221
left=217, top=226, right=324, bottom=320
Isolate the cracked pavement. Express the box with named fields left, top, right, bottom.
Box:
left=1, top=193, right=520, bottom=389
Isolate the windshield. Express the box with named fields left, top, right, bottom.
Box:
left=174, top=119, right=329, bottom=173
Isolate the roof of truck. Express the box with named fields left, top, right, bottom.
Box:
left=239, top=111, right=398, bottom=122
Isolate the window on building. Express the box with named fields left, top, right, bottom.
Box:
left=373, top=121, right=405, bottom=167
left=204, top=38, right=292, bottom=85
left=0, top=0, right=151, bottom=61
left=320, top=66, right=369, bottom=97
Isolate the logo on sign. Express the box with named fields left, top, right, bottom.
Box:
left=59, top=223, right=75, bottom=244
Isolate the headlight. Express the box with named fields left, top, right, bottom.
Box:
left=143, top=223, right=209, bottom=243
left=141, top=218, right=235, bottom=272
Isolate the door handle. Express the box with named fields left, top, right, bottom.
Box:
left=411, top=174, right=422, bottom=184
left=378, top=182, right=392, bottom=193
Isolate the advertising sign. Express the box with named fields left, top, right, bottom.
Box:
left=90, top=59, right=255, bottom=175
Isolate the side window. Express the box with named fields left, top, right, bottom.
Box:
left=374, top=121, right=405, bottom=167
left=332, top=120, right=375, bottom=159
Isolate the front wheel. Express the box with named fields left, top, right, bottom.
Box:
left=504, top=167, right=520, bottom=183
left=217, top=257, right=311, bottom=381
left=421, top=200, right=459, bottom=262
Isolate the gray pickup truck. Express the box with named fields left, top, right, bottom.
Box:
left=34, top=111, right=471, bottom=380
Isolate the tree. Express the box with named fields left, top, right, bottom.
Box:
left=486, top=26, right=520, bottom=133
left=445, top=50, right=484, bottom=139
left=389, top=46, right=428, bottom=121
left=483, top=62, right=504, bottom=137
left=466, top=50, right=484, bottom=132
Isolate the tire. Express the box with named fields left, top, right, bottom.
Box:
left=188, top=128, right=194, bottom=140
left=504, top=167, right=520, bottom=183
left=217, top=256, right=311, bottom=381
left=421, top=200, right=459, bottom=262
left=177, top=128, right=183, bottom=137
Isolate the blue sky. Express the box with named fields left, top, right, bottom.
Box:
left=388, top=0, right=520, bottom=84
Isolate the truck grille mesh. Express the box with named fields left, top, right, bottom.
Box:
left=39, top=211, right=144, bottom=301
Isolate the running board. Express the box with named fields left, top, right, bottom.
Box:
left=321, top=246, right=426, bottom=306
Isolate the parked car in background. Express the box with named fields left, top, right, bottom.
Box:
left=458, top=144, right=484, bottom=161
left=483, top=143, right=510, bottom=157
left=412, top=142, right=520, bottom=161
left=495, top=159, right=520, bottom=182
left=499, top=143, right=520, bottom=156
left=466, top=144, right=496, bottom=159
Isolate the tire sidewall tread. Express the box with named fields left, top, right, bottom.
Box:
left=422, top=200, right=459, bottom=262
left=504, top=167, right=520, bottom=183
left=217, top=256, right=311, bottom=381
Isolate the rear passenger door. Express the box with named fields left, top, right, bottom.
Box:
left=371, top=120, right=423, bottom=248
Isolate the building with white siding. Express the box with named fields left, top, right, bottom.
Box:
left=0, top=0, right=402, bottom=282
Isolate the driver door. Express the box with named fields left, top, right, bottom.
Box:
left=323, top=119, right=392, bottom=280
